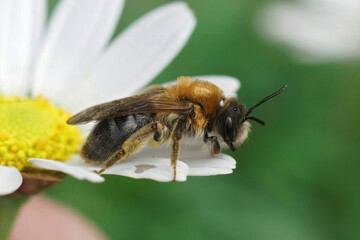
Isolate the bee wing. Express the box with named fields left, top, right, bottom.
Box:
left=67, top=91, right=193, bottom=125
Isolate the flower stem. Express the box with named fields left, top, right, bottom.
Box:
left=0, top=196, right=28, bottom=240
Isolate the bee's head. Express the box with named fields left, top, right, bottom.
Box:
left=215, top=85, right=287, bottom=151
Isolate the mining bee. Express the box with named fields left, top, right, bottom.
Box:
left=67, top=77, right=287, bottom=181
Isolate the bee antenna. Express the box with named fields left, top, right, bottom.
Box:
left=246, top=84, right=287, bottom=116
left=244, top=116, right=265, bottom=126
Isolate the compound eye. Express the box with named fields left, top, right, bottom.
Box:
left=224, top=116, right=233, bottom=141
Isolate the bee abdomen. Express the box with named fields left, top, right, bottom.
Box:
left=81, top=114, right=154, bottom=163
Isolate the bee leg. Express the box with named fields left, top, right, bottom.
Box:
left=96, top=122, right=163, bottom=174
left=153, top=125, right=169, bottom=142
left=149, top=125, right=170, bottom=147
left=171, top=117, right=188, bottom=182
left=209, top=137, right=220, bottom=156
left=204, top=132, right=221, bottom=156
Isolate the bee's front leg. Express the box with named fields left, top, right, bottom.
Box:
left=204, top=132, right=221, bottom=156
left=171, top=116, right=188, bottom=182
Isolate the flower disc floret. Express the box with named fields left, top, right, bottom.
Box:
left=0, top=95, right=81, bottom=170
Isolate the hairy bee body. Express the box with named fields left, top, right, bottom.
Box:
left=68, top=76, right=286, bottom=180
left=81, top=114, right=155, bottom=162
left=81, top=77, right=226, bottom=164
left=82, top=113, right=207, bottom=164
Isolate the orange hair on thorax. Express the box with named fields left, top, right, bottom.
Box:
left=165, top=76, right=224, bottom=119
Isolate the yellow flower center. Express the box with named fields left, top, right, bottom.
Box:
left=0, top=95, right=81, bottom=171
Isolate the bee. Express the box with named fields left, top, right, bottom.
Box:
left=67, top=77, right=287, bottom=181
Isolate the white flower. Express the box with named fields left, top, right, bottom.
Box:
left=0, top=0, right=241, bottom=196
left=256, top=0, right=360, bottom=62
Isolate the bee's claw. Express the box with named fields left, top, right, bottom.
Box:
left=172, top=169, right=176, bottom=182
left=94, top=169, right=105, bottom=175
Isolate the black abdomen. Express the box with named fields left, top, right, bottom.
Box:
left=81, top=114, right=154, bottom=162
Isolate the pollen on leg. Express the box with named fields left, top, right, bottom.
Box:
left=0, top=95, right=82, bottom=171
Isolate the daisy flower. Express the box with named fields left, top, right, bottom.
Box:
left=256, top=0, right=360, bottom=62
left=0, top=0, right=241, bottom=196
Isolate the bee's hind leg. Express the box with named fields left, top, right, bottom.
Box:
left=171, top=116, right=188, bottom=182
left=96, top=122, right=163, bottom=174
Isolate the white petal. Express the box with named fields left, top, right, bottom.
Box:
left=181, top=153, right=236, bottom=176
left=164, top=75, right=240, bottom=97
left=181, top=153, right=236, bottom=169
left=67, top=2, right=196, bottom=110
left=0, top=166, right=23, bottom=196
left=188, top=167, right=233, bottom=176
left=120, top=145, right=236, bottom=177
left=28, top=158, right=104, bottom=183
left=257, top=1, right=360, bottom=62
left=103, top=158, right=189, bottom=182
left=32, top=0, right=124, bottom=104
left=0, top=0, right=46, bottom=95
left=195, top=75, right=241, bottom=96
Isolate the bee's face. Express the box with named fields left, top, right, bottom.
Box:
left=216, top=98, right=250, bottom=151
left=214, top=84, right=287, bottom=151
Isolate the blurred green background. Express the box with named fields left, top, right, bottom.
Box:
left=46, top=0, right=360, bottom=239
